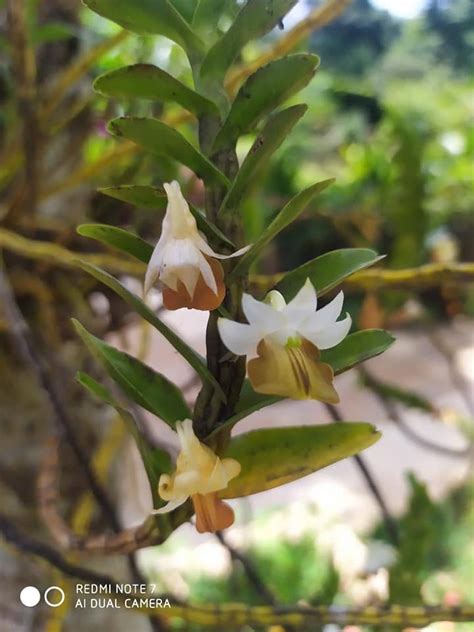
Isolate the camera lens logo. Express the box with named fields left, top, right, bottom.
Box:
left=20, top=586, right=65, bottom=608
left=20, top=587, right=41, bottom=608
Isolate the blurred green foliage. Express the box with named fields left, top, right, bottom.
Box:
left=190, top=536, right=338, bottom=606
left=175, top=476, right=473, bottom=631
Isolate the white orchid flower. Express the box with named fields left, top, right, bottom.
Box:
left=144, top=181, right=249, bottom=311
left=153, top=420, right=241, bottom=533
left=217, top=278, right=352, bottom=401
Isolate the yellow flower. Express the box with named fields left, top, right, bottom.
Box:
left=217, top=279, right=352, bottom=401
left=153, top=420, right=241, bottom=533
left=144, top=181, right=249, bottom=311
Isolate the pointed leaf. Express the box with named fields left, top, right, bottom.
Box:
left=220, top=104, right=307, bottom=215
left=78, top=224, right=153, bottom=264
left=94, top=65, right=218, bottom=116
left=73, top=320, right=191, bottom=426
left=213, top=55, right=319, bottom=151
left=99, top=184, right=167, bottom=209
left=230, top=179, right=334, bottom=279
left=83, top=0, right=204, bottom=54
left=108, top=117, right=230, bottom=188
left=320, top=329, right=395, bottom=375
left=200, top=0, right=297, bottom=81
left=99, top=185, right=235, bottom=249
left=212, top=330, right=395, bottom=436
left=276, top=248, right=385, bottom=301
left=77, top=261, right=226, bottom=402
left=76, top=371, right=171, bottom=505
left=222, top=423, right=381, bottom=498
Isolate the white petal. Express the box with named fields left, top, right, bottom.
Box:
left=152, top=496, right=188, bottom=514
left=205, top=457, right=241, bottom=492
left=242, top=293, right=282, bottom=330
left=197, top=250, right=218, bottom=295
left=176, top=419, right=194, bottom=451
left=144, top=238, right=165, bottom=295
left=266, top=290, right=286, bottom=311
left=205, top=459, right=229, bottom=492
left=222, top=458, right=241, bottom=481
left=300, top=291, right=344, bottom=334
left=163, top=239, right=201, bottom=268
left=210, top=244, right=251, bottom=259
left=217, top=318, right=260, bottom=357
left=163, top=181, right=197, bottom=237
left=195, top=232, right=251, bottom=260
left=303, top=313, right=352, bottom=350
left=179, top=265, right=200, bottom=298
left=283, top=278, right=317, bottom=323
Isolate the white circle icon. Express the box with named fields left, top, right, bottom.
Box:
left=44, top=586, right=65, bottom=608
left=20, top=586, right=41, bottom=607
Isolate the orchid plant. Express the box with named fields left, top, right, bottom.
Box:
left=74, top=0, right=394, bottom=537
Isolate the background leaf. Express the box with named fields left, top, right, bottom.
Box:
left=220, top=104, right=307, bottom=214
left=213, top=55, right=319, bottom=151
left=108, top=117, right=230, bottom=187
left=99, top=185, right=167, bottom=209
left=320, top=329, right=395, bottom=374
left=76, top=371, right=171, bottom=505
left=73, top=320, right=191, bottom=426
left=168, top=0, right=198, bottom=23
left=200, top=0, right=297, bottom=81
left=222, top=423, right=380, bottom=498
left=77, top=224, right=153, bottom=263
left=83, top=0, right=204, bottom=54
left=77, top=262, right=227, bottom=402
left=230, top=179, right=334, bottom=278
left=275, top=248, right=385, bottom=300
left=94, top=64, right=218, bottom=116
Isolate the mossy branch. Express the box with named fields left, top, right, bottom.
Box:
left=138, top=602, right=474, bottom=627
left=3, top=227, right=472, bottom=292
left=0, top=227, right=144, bottom=276
left=250, top=262, right=474, bottom=293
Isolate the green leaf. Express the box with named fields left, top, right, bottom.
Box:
left=77, top=261, right=226, bottom=402
left=77, top=224, right=153, bottom=263
left=220, top=104, right=307, bottom=214
left=213, top=55, right=319, bottom=151
left=33, top=22, right=77, bottom=45
left=168, top=0, right=198, bottom=22
left=99, top=185, right=235, bottom=249
left=76, top=371, right=171, bottom=505
left=83, top=0, right=204, bottom=54
left=108, top=117, right=230, bottom=188
left=320, top=329, right=395, bottom=374
left=230, top=179, right=334, bottom=279
left=213, top=330, right=395, bottom=436
left=99, top=184, right=167, bottom=209
left=192, top=0, right=236, bottom=35
left=200, top=0, right=297, bottom=81
left=276, top=248, right=385, bottom=301
left=222, top=423, right=380, bottom=498
left=94, top=64, right=218, bottom=116
left=73, top=320, right=191, bottom=426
